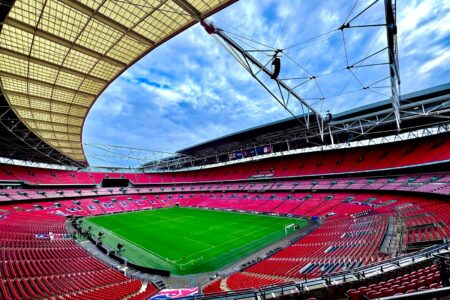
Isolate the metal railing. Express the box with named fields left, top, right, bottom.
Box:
left=380, top=286, right=450, bottom=300
left=188, top=242, right=449, bottom=299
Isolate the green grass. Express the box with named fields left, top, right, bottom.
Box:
left=81, top=207, right=307, bottom=275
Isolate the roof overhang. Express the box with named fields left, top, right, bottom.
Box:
left=0, top=0, right=237, bottom=165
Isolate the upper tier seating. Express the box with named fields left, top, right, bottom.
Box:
left=0, top=133, right=448, bottom=185
left=0, top=172, right=448, bottom=209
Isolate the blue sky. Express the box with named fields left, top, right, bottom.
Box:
left=83, top=0, right=450, bottom=166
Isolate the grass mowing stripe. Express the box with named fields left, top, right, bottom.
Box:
left=82, top=207, right=307, bottom=275
left=178, top=222, right=274, bottom=262
left=90, top=222, right=175, bottom=265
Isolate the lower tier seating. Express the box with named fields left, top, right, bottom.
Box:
left=346, top=263, right=444, bottom=299
left=127, top=283, right=159, bottom=300
left=226, top=273, right=285, bottom=290
left=64, top=279, right=141, bottom=300
left=202, top=278, right=224, bottom=294
left=0, top=210, right=145, bottom=300
left=198, top=193, right=449, bottom=291
left=0, top=183, right=448, bottom=297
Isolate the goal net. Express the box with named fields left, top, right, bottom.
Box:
left=284, top=223, right=297, bottom=235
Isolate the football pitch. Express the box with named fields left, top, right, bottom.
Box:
left=82, top=207, right=307, bottom=275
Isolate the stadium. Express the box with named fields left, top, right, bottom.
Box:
left=0, top=0, right=449, bottom=299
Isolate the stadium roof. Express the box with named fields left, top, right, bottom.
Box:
left=0, top=0, right=236, bottom=166
left=141, top=83, right=449, bottom=170
left=179, top=83, right=450, bottom=156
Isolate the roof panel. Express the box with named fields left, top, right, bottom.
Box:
left=28, top=82, right=53, bottom=99
left=0, top=53, right=28, bottom=77
left=69, top=106, right=88, bottom=117
left=52, top=88, right=76, bottom=103
left=8, top=94, right=30, bottom=107
left=98, top=0, right=149, bottom=28
left=49, top=102, right=71, bottom=114
left=40, top=131, right=57, bottom=140
left=29, top=62, right=59, bottom=84
left=71, top=93, right=94, bottom=106
left=39, top=0, right=89, bottom=42
left=7, top=0, right=45, bottom=28
left=79, top=79, right=104, bottom=94
left=133, top=5, right=190, bottom=43
left=31, top=99, right=52, bottom=111
left=1, top=77, right=28, bottom=94
left=33, top=99, right=51, bottom=111
left=89, top=60, right=121, bottom=80
left=77, top=0, right=103, bottom=11
left=55, top=132, right=70, bottom=141
left=0, top=0, right=236, bottom=164
left=63, top=49, right=99, bottom=73
left=26, top=120, right=37, bottom=128
left=0, top=25, right=33, bottom=55
left=35, top=111, right=53, bottom=122
left=15, top=107, right=34, bottom=119
left=76, top=19, right=122, bottom=55
left=31, top=35, right=70, bottom=65
left=55, top=72, right=84, bottom=90
left=67, top=116, right=83, bottom=126
left=67, top=126, right=80, bottom=134
left=50, top=113, right=68, bottom=124
left=107, top=35, right=148, bottom=63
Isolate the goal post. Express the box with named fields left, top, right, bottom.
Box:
left=284, top=223, right=297, bottom=235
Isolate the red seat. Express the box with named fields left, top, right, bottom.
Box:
left=429, top=283, right=442, bottom=289
left=382, top=288, right=394, bottom=297
left=0, top=280, right=12, bottom=300
left=346, top=289, right=361, bottom=300
left=366, top=291, right=382, bottom=299
left=393, top=285, right=406, bottom=294
left=358, top=286, right=369, bottom=294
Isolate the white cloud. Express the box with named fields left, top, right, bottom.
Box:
left=320, top=8, right=340, bottom=26
left=419, top=49, right=450, bottom=74
left=83, top=0, right=449, bottom=166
